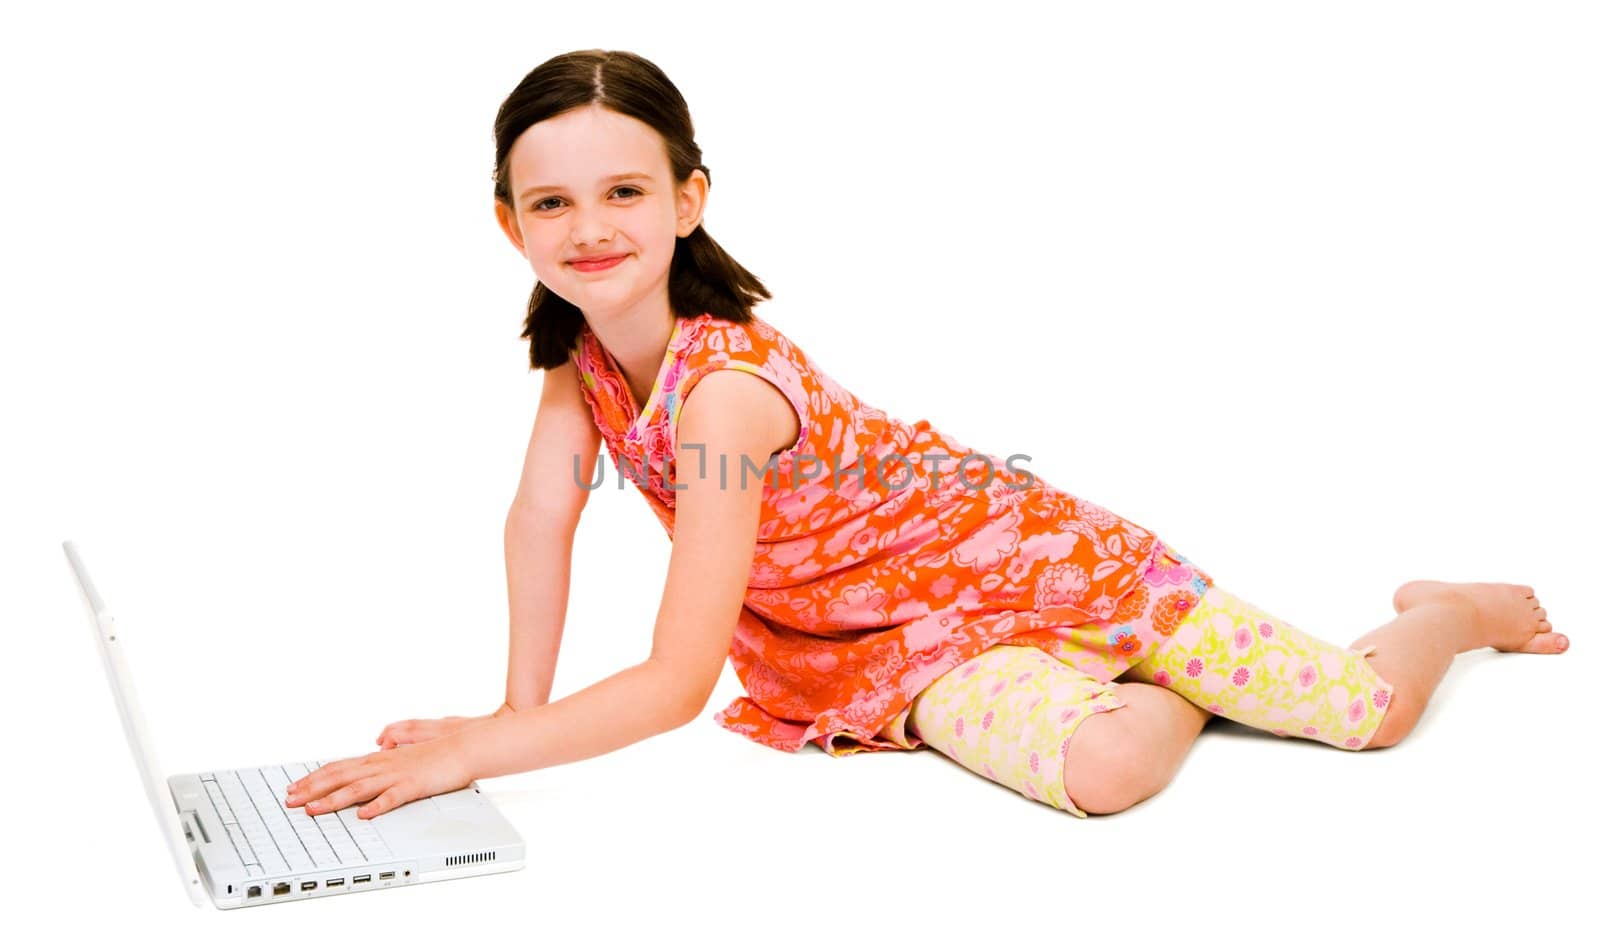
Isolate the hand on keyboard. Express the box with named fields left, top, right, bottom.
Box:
left=375, top=702, right=518, bottom=749
left=283, top=734, right=475, bottom=820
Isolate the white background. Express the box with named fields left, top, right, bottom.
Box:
left=4, top=0, right=1594, bottom=930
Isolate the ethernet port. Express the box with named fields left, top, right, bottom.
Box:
left=247, top=885, right=262, bottom=898
left=272, top=882, right=290, bottom=896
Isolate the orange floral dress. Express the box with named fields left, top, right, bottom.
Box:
left=571, top=311, right=1209, bottom=756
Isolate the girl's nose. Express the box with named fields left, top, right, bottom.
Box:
left=569, top=215, right=615, bottom=247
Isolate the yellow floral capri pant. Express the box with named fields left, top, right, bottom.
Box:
left=902, top=567, right=1398, bottom=817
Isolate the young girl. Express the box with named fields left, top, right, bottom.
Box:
left=283, top=49, right=1570, bottom=821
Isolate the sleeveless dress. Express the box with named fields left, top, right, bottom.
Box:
left=570, top=311, right=1211, bottom=756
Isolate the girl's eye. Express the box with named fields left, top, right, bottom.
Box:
left=531, top=187, right=643, bottom=213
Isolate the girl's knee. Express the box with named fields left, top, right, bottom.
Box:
left=1063, top=703, right=1171, bottom=815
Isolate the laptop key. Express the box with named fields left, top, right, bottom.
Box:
left=225, top=824, right=258, bottom=866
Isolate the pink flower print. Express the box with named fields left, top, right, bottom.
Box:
left=984, top=764, right=997, bottom=780
left=1345, top=736, right=1363, bottom=749
left=1028, top=696, right=1043, bottom=712
left=962, top=662, right=980, bottom=678
left=1142, top=545, right=1192, bottom=586
left=827, top=583, right=890, bottom=628
left=660, top=357, right=685, bottom=394
left=1059, top=707, right=1080, bottom=724
left=1372, top=687, right=1391, bottom=709
left=1257, top=620, right=1275, bottom=639
left=1060, top=738, right=1071, bottom=758
left=1296, top=663, right=1319, bottom=689
left=1030, top=563, right=1094, bottom=605
left=1025, top=781, right=1038, bottom=800
left=1186, top=657, right=1205, bottom=678
left=954, top=717, right=965, bottom=738
left=1233, top=626, right=1254, bottom=652
left=1231, top=666, right=1253, bottom=687
left=1272, top=728, right=1288, bottom=737
left=952, top=510, right=1025, bottom=575
left=1303, top=726, right=1318, bottom=736
left=848, top=526, right=879, bottom=555
left=1207, top=704, right=1225, bottom=714
left=1153, top=669, right=1173, bottom=687
left=989, top=679, right=1009, bottom=698
left=1091, top=703, right=1108, bottom=713
left=1029, top=751, right=1040, bottom=774
left=1347, top=698, right=1367, bottom=724
left=982, top=710, right=995, bottom=730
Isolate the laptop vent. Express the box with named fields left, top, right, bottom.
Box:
left=446, top=851, right=496, bottom=867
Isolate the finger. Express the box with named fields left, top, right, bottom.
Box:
left=287, top=765, right=336, bottom=805
left=379, top=720, right=418, bottom=746
left=288, top=755, right=366, bottom=805
left=357, top=782, right=414, bottom=820
left=306, top=774, right=387, bottom=816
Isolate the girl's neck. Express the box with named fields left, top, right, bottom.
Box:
left=586, top=303, right=677, bottom=409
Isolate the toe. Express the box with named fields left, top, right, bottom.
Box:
left=1515, top=631, right=1568, bottom=654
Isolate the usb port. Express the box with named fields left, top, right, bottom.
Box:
left=301, top=881, right=317, bottom=892
left=353, top=874, right=371, bottom=884
left=326, top=878, right=345, bottom=887
left=379, top=871, right=395, bottom=881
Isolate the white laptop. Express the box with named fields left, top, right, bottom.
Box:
left=62, top=540, right=525, bottom=909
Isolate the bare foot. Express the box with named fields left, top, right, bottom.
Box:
left=1392, top=579, right=1570, bottom=654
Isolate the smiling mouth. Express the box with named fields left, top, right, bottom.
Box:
left=570, top=254, right=628, bottom=272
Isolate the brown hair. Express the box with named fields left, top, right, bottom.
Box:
left=492, top=49, right=773, bottom=370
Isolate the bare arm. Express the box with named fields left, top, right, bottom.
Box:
left=289, top=368, right=801, bottom=814
left=461, top=368, right=800, bottom=779
left=503, top=358, right=602, bottom=710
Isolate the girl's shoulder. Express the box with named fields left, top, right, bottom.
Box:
left=668, top=312, right=818, bottom=457
left=680, top=311, right=792, bottom=361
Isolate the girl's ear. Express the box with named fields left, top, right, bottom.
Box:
left=675, top=169, right=708, bottom=238
left=494, top=199, right=527, bottom=254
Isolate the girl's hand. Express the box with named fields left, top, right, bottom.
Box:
left=284, top=735, right=473, bottom=820
left=376, top=702, right=519, bottom=749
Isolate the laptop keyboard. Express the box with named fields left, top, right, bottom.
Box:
left=198, top=761, right=394, bottom=879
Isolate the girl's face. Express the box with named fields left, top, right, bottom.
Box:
left=495, top=103, right=706, bottom=323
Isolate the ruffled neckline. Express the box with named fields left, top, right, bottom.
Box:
left=582, top=314, right=693, bottom=440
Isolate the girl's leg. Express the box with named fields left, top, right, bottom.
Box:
left=903, top=644, right=1210, bottom=817
left=1122, top=578, right=1569, bottom=750
left=1122, top=584, right=1401, bottom=749
left=1352, top=579, right=1567, bottom=748
left=1065, top=681, right=1214, bottom=814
